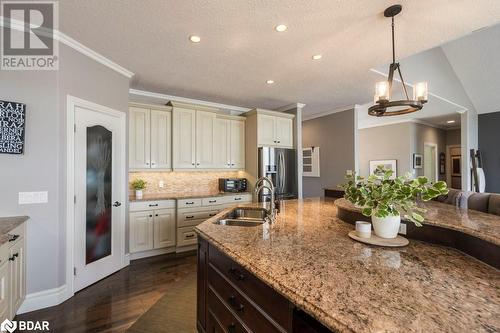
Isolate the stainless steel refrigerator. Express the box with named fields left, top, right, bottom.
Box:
left=258, top=147, right=297, bottom=202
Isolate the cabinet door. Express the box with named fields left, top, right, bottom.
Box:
left=0, top=261, right=9, bottom=321
left=213, top=118, right=231, bottom=169
left=153, top=209, right=176, bottom=249
left=196, top=111, right=216, bottom=168
left=275, top=117, right=293, bottom=148
left=129, top=211, right=154, bottom=253
left=9, top=240, right=24, bottom=317
left=230, top=120, right=245, bottom=169
left=173, top=108, right=196, bottom=169
left=257, top=114, right=276, bottom=146
left=129, top=107, right=151, bottom=169
left=150, top=110, right=171, bottom=169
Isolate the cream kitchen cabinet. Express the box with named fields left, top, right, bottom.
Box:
left=171, top=102, right=246, bottom=170
left=213, top=118, right=246, bottom=169
left=256, top=112, right=294, bottom=148
left=129, top=200, right=176, bottom=256
left=129, top=104, right=172, bottom=170
left=0, top=221, right=27, bottom=321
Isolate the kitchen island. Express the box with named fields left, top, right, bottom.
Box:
left=195, top=198, right=500, bottom=333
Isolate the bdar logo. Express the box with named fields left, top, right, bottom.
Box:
left=0, top=319, right=17, bottom=333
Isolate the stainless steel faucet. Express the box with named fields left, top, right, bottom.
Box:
left=254, top=177, right=276, bottom=222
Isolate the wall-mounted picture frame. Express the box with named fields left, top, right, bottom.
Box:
left=413, top=153, right=423, bottom=169
left=439, top=152, right=446, bottom=174
left=369, top=159, right=397, bottom=179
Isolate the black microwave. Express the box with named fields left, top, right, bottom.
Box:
left=219, top=178, right=247, bottom=193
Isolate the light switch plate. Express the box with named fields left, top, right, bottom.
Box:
left=19, top=191, right=48, bottom=204
left=159, top=180, right=165, bottom=188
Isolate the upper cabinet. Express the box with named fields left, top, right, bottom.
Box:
left=129, top=105, right=171, bottom=170
left=170, top=102, right=246, bottom=170
left=249, top=109, right=294, bottom=148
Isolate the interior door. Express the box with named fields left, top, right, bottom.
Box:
left=74, top=105, right=125, bottom=292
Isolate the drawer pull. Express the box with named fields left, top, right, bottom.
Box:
left=185, top=202, right=195, bottom=205
left=155, top=214, right=159, bottom=217
left=209, top=200, right=217, bottom=203
left=234, top=198, right=242, bottom=201
left=149, top=215, right=153, bottom=218
left=228, top=323, right=236, bottom=333
left=8, top=234, right=20, bottom=242
left=229, top=267, right=245, bottom=281
left=185, top=234, right=195, bottom=239
left=186, top=215, right=195, bottom=219
left=9, top=253, right=19, bottom=261
left=228, top=296, right=244, bottom=312
left=208, top=213, right=216, bottom=217
left=148, top=204, right=159, bottom=207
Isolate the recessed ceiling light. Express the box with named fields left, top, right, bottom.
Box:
left=189, top=35, right=201, bottom=43
left=275, top=24, right=287, bottom=32
left=266, top=80, right=275, bottom=84
left=312, top=54, right=322, bottom=60
left=446, top=120, right=455, bottom=124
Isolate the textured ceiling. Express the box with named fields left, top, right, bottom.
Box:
left=59, top=0, right=500, bottom=115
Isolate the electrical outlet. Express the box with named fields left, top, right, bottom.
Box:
left=399, top=223, right=407, bottom=235
left=346, top=170, right=353, bottom=176
left=19, top=191, right=48, bottom=204
left=158, top=180, right=165, bottom=188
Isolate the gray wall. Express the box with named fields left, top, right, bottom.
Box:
left=0, top=44, right=130, bottom=295
left=302, top=110, right=355, bottom=197
left=358, top=123, right=412, bottom=178
left=411, top=123, right=446, bottom=181
left=446, top=129, right=461, bottom=146
left=479, top=111, right=500, bottom=193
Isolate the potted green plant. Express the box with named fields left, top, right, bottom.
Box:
left=131, top=179, right=147, bottom=200
left=340, top=166, right=448, bottom=238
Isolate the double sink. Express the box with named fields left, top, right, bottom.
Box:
left=214, top=207, right=270, bottom=227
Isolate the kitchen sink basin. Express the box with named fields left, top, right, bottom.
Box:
left=213, top=208, right=269, bottom=227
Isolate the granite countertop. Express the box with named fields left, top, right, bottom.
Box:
left=195, top=198, right=500, bottom=333
left=129, top=192, right=252, bottom=202
left=335, top=198, right=500, bottom=246
left=0, top=216, right=28, bottom=246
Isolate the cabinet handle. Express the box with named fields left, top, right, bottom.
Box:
left=197, top=163, right=200, bottom=166
left=277, top=141, right=281, bottom=143
left=228, top=323, right=236, bottom=333
left=9, top=253, right=19, bottom=261
left=151, top=162, right=155, bottom=165
left=155, top=214, right=159, bottom=217
left=186, top=202, right=195, bottom=205
left=208, top=213, right=216, bottom=217
left=192, top=163, right=195, bottom=165
left=185, top=234, right=195, bottom=239
left=208, top=200, right=216, bottom=203
left=186, top=215, right=194, bottom=219
left=146, top=162, right=150, bottom=165
left=8, top=234, right=19, bottom=242
left=149, top=215, right=153, bottom=218
left=228, top=296, right=244, bottom=312
left=234, top=198, right=242, bottom=201
left=148, top=204, right=159, bottom=207
left=229, top=267, right=245, bottom=281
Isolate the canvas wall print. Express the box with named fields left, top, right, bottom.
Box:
left=369, top=159, right=397, bottom=179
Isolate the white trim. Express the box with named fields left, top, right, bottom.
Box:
left=358, top=118, right=447, bottom=130
left=129, top=89, right=251, bottom=114
left=66, top=95, right=128, bottom=299
left=302, top=105, right=355, bottom=121
left=0, top=17, right=134, bottom=78
left=274, top=103, right=306, bottom=112
left=369, top=68, right=468, bottom=113
left=424, top=142, right=439, bottom=182
left=17, top=285, right=67, bottom=314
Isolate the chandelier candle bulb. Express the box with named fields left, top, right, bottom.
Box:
left=355, top=221, right=372, bottom=238
left=375, top=81, right=390, bottom=102
left=414, top=82, right=428, bottom=102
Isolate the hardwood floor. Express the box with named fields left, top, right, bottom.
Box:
left=17, top=252, right=197, bottom=333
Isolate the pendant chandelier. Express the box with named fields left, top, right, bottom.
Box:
left=369, top=5, right=428, bottom=117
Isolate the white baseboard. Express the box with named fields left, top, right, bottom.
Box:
left=130, top=247, right=175, bottom=261
left=17, top=284, right=70, bottom=315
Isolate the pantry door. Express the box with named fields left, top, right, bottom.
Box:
left=73, top=99, right=126, bottom=292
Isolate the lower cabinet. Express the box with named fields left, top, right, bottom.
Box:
left=197, top=237, right=332, bottom=333
left=0, top=222, right=27, bottom=321
left=129, top=200, right=176, bottom=254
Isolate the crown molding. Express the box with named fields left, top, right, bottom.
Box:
left=274, top=103, right=306, bottom=112
left=358, top=118, right=448, bottom=130
left=302, top=105, right=355, bottom=121
left=129, top=88, right=251, bottom=114
left=0, top=17, right=134, bottom=78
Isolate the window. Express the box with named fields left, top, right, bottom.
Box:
left=303, top=147, right=320, bottom=177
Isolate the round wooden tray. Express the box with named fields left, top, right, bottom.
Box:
left=348, top=230, right=409, bottom=247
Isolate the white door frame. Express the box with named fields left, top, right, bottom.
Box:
left=65, top=95, right=127, bottom=299
left=424, top=142, right=439, bottom=182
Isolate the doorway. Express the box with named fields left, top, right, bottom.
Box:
left=423, top=143, right=438, bottom=183
left=68, top=96, right=127, bottom=293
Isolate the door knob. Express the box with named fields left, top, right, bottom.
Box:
left=113, top=201, right=122, bottom=207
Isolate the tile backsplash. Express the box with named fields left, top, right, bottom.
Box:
left=129, top=170, right=249, bottom=197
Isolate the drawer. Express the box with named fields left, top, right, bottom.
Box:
left=130, top=200, right=175, bottom=212
left=178, top=198, right=202, bottom=208
left=202, top=197, right=225, bottom=206
left=179, top=210, right=219, bottom=222
left=209, top=245, right=292, bottom=331
left=226, top=194, right=252, bottom=204
left=208, top=288, right=249, bottom=333
left=7, top=223, right=26, bottom=246
left=208, top=265, right=283, bottom=333
left=177, top=226, right=198, bottom=247
left=178, top=218, right=205, bottom=228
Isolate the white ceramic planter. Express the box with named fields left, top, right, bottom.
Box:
left=135, top=189, right=143, bottom=200
left=371, top=213, right=401, bottom=239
